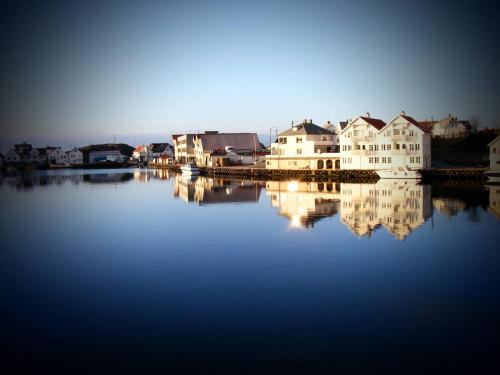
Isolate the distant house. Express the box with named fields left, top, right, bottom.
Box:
left=266, top=119, right=340, bottom=170
left=14, top=142, right=33, bottom=162
left=66, top=148, right=83, bottom=165
left=193, top=132, right=261, bottom=167
left=80, top=143, right=134, bottom=164
left=432, top=115, right=469, bottom=138
left=47, top=147, right=68, bottom=165
left=149, top=143, right=174, bottom=159
left=132, top=145, right=149, bottom=162
left=5, top=149, right=21, bottom=163
left=28, top=148, right=48, bottom=163
left=488, top=135, right=500, bottom=172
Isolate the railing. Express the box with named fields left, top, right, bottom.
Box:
left=352, top=135, right=373, bottom=142
left=391, top=134, right=408, bottom=141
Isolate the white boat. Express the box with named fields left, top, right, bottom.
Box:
left=376, top=167, right=422, bottom=179
left=180, top=163, right=201, bottom=175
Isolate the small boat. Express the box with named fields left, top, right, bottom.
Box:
left=376, top=167, right=421, bottom=179
left=180, top=163, right=201, bottom=175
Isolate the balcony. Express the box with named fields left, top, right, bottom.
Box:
left=352, top=135, right=373, bottom=142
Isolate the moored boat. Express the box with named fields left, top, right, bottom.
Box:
left=180, top=163, right=201, bottom=175
left=376, top=167, right=421, bottom=179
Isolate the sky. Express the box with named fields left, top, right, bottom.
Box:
left=1, top=0, right=499, bottom=149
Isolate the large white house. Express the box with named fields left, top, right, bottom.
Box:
left=339, top=114, right=386, bottom=169
left=488, top=135, right=500, bottom=172
left=66, top=148, right=83, bottom=165
left=340, top=112, right=431, bottom=170
left=266, top=119, right=340, bottom=170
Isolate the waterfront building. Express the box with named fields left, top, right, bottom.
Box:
left=66, top=148, right=83, bottom=165
left=432, top=115, right=471, bottom=138
left=487, top=135, right=500, bottom=172
left=5, top=149, right=21, bottom=163
left=266, top=119, right=340, bottom=170
left=132, top=145, right=149, bottom=163
left=377, top=112, right=432, bottom=170
left=265, top=180, right=340, bottom=228
left=172, top=134, right=198, bottom=163
left=339, top=114, right=386, bottom=170
left=193, top=132, right=261, bottom=167
left=46, top=147, right=68, bottom=165
left=88, top=149, right=127, bottom=163
left=12, top=142, right=33, bottom=162
left=149, top=143, right=174, bottom=159
left=488, top=185, right=500, bottom=219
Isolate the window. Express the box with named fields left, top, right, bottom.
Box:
left=296, top=148, right=302, bottom=155
left=416, top=144, right=420, bottom=150
left=369, top=145, right=373, bottom=151
left=416, top=157, right=421, bottom=163
left=279, top=137, right=287, bottom=144
left=395, top=144, right=400, bottom=150
left=382, top=157, right=386, bottom=163
left=374, top=157, right=379, bottom=163
left=409, top=144, right=414, bottom=150
left=410, top=157, right=414, bottom=163
left=402, top=144, right=406, bottom=149
left=388, top=157, right=391, bottom=163
left=381, top=144, right=386, bottom=151
left=296, top=137, right=302, bottom=143
left=348, top=145, right=352, bottom=151
left=369, top=157, right=373, bottom=163
left=387, top=131, right=391, bottom=136
left=375, top=145, right=379, bottom=151
left=387, top=144, right=392, bottom=151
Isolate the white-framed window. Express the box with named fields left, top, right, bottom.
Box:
left=369, top=157, right=373, bottom=163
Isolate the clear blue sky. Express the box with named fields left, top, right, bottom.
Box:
left=1, top=0, right=499, bottom=148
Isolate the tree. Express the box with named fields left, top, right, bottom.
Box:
left=469, top=115, right=481, bottom=133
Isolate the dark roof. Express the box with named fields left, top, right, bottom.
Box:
left=279, top=122, right=335, bottom=136
left=339, top=121, right=348, bottom=130
left=149, top=143, right=172, bottom=153
left=79, top=143, right=134, bottom=157
left=196, top=133, right=261, bottom=152
left=359, top=116, right=386, bottom=130
left=400, top=115, right=431, bottom=133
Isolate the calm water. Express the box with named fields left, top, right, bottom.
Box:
left=1, top=169, right=499, bottom=373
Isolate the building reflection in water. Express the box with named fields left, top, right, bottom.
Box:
left=488, top=185, right=500, bottom=219
left=266, top=179, right=432, bottom=239
left=340, top=180, right=432, bottom=240
left=174, top=175, right=262, bottom=205
left=266, top=180, right=340, bottom=228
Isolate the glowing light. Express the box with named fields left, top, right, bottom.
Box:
left=287, top=181, right=298, bottom=192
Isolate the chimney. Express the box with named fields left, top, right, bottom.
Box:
left=448, top=113, right=451, bottom=118
left=309, top=119, right=313, bottom=124
left=400, top=110, right=405, bottom=116
left=366, top=112, right=370, bottom=118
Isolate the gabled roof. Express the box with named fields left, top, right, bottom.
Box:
left=400, top=115, right=431, bottom=133
left=359, top=116, right=386, bottom=130
left=196, top=133, right=261, bottom=152
left=150, top=143, right=172, bottom=153
left=341, top=116, right=386, bottom=133
left=439, top=116, right=457, bottom=128
left=381, top=114, right=430, bottom=133
left=487, top=135, right=500, bottom=147
left=279, top=122, right=335, bottom=136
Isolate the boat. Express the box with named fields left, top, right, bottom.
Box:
left=376, top=167, right=422, bottom=179
left=180, top=163, right=201, bottom=175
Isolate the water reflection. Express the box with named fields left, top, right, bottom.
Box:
left=174, top=175, right=262, bottom=205
left=266, top=180, right=340, bottom=228
left=488, top=185, right=500, bottom=219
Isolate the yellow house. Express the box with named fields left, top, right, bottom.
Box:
left=266, top=119, right=340, bottom=170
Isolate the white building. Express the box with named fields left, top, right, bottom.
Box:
left=5, top=149, right=21, bottom=163
left=266, top=119, right=340, bottom=170
left=340, top=112, right=431, bottom=170
left=88, top=149, right=126, bottom=163
left=66, top=148, right=83, bottom=165
left=432, top=115, right=471, bottom=138
left=488, top=135, right=500, bottom=172
left=46, top=147, right=68, bottom=165
left=377, top=112, right=432, bottom=170
left=29, top=148, right=48, bottom=163
left=339, top=114, right=386, bottom=169
left=173, top=134, right=197, bottom=163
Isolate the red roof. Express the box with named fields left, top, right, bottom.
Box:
left=401, top=115, right=431, bottom=133
left=359, top=116, right=386, bottom=130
